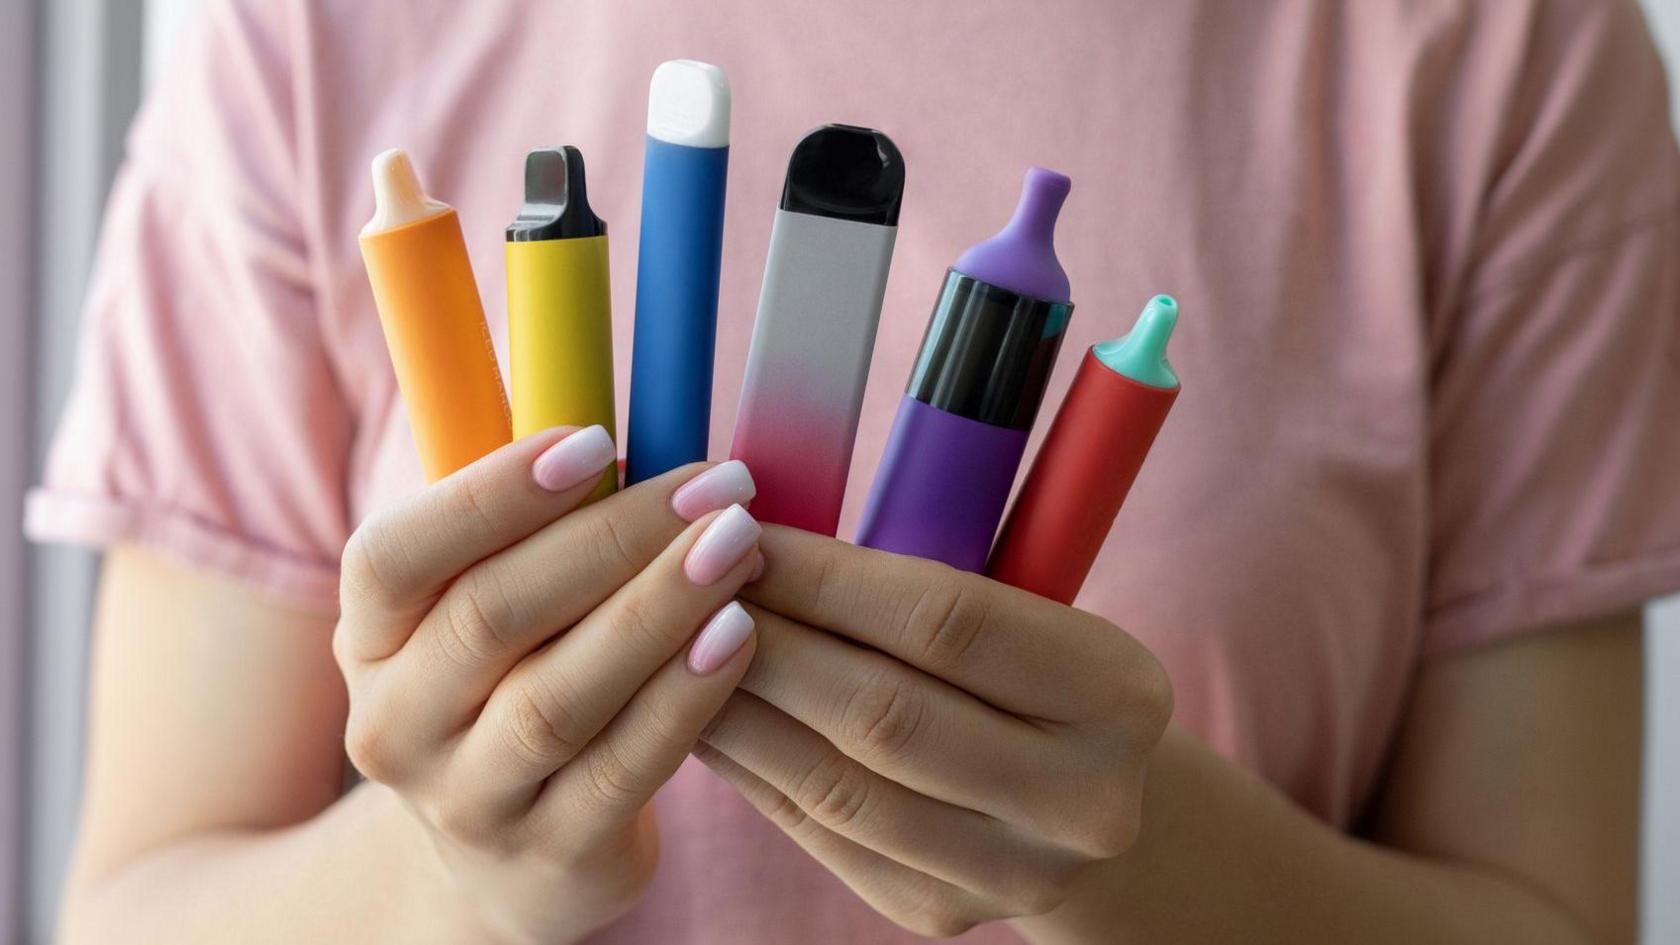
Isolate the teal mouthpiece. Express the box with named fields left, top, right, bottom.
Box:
left=1093, top=295, right=1179, bottom=389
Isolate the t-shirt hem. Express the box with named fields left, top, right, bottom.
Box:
left=1422, top=546, right=1680, bottom=657
left=24, top=489, right=341, bottom=609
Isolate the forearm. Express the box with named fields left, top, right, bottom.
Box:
left=1015, top=726, right=1600, bottom=945
left=60, top=782, right=493, bottom=945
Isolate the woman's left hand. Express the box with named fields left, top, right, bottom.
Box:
left=694, top=525, right=1174, bottom=938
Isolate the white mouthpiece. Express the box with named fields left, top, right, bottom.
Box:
left=362, top=148, right=450, bottom=236
left=647, top=59, right=731, bottom=148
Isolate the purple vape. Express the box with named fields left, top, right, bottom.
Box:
left=856, top=167, right=1074, bottom=571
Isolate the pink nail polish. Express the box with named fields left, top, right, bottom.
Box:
left=532, top=426, right=616, bottom=492
left=746, top=552, right=766, bottom=583
left=684, top=504, right=761, bottom=586
left=689, top=601, right=755, bottom=675
left=672, top=460, right=756, bottom=522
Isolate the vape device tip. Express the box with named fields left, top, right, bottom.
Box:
left=524, top=147, right=575, bottom=206
left=509, top=146, right=606, bottom=241
left=952, top=166, right=1074, bottom=303
left=648, top=59, right=731, bottom=148
left=364, top=148, right=449, bottom=235
left=780, top=124, right=905, bottom=226
left=1094, top=295, right=1181, bottom=389
left=1011, top=167, right=1072, bottom=240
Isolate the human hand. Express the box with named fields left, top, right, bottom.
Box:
left=334, top=427, right=763, bottom=944
left=694, top=526, right=1173, bottom=938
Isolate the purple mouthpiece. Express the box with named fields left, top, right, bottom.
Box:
left=952, top=166, right=1072, bottom=304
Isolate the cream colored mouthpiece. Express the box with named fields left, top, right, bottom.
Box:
left=362, top=148, right=451, bottom=236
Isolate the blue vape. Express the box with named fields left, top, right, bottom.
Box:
left=626, top=59, right=732, bottom=484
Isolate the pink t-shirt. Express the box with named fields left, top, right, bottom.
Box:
left=29, top=1, right=1680, bottom=941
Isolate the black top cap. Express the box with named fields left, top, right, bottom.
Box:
left=779, top=124, right=904, bottom=226
left=507, top=145, right=607, bottom=241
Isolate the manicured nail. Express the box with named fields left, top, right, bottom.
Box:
left=672, top=460, right=756, bottom=522
left=684, top=504, right=761, bottom=586
left=690, top=601, right=755, bottom=675
left=747, top=552, right=766, bottom=583
left=532, top=426, right=616, bottom=492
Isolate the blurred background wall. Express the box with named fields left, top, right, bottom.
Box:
left=2, top=0, right=1678, bottom=941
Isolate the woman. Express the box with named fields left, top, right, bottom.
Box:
left=31, top=0, right=1680, bottom=942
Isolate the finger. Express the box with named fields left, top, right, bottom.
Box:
left=456, top=505, right=763, bottom=802
left=337, top=425, right=616, bottom=662
left=698, top=692, right=1072, bottom=914
left=526, top=600, right=760, bottom=852
left=692, top=742, right=1003, bottom=939
left=383, top=461, right=757, bottom=735
left=739, top=605, right=1077, bottom=825
left=742, top=526, right=1154, bottom=719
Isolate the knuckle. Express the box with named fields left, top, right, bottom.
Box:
left=761, top=788, right=816, bottom=835
left=794, top=753, right=873, bottom=832
left=583, top=512, right=642, bottom=576
left=436, top=573, right=515, bottom=669
left=899, top=893, right=977, bottom=939
left=344, top=706, right=402, bottom=785
left=604, top=594, right=669, bottom=656
left=340, top=519, right=408, bottom=615
left=1067, top=790, right=1143, bottom=859
left=501, top=684, right=589, bottom=769
left=454, top=467, right=505, bottom=536
left=1129, top=654, right=1176, bottom=741
left=1079, top=624, right=1176, bottom=733
left=807, top=550, right=845, bottom=614
left=580, top=741, right=646, bottom=813
left=841, top=672, right=927, bottom=766
left=330, top=621, right=359, bottom=673
left=903, top=581, right=988, bottom=674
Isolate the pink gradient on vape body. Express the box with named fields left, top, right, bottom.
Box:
left=730, top=378, right=858, bottom=536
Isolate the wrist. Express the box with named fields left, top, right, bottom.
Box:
left=365, top=782, right=648, bottom=945
left=347, top=783, right=512, bottom=942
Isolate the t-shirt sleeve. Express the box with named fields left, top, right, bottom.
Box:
left=1424, top=1, right=1680, bottom=653
left=26, top=0, right=353, bottom=607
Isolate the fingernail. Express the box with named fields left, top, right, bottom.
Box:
left=684, top=504, right=761, bottom=586
left=672, top=460, right=756, bottom=522
left=689, top=601, right=754, bottom=675
left=747, top=552, right=766, bottom=583
left=532, top=426, right=616, bottom=492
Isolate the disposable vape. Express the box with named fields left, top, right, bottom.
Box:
left=507, top=146, right=617, bottom=502
left=988, top=295, right=1181, bottom=603
left=626, top=59, right=731, bottom=484
left=856, top=168, right=1073, bottom=571
left=729, top=125, right=904, bottom=534
left=359, top=149, right=511, bottom=482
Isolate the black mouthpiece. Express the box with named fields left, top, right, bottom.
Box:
left=779, top=124, right=904, bottom=226
left=507, top=145, right=606, bottom=241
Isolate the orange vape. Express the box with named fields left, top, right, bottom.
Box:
left=359, top=149, right=512, bottom=481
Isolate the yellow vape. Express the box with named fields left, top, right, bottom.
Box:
left=507, top=146, right=617, bottom=501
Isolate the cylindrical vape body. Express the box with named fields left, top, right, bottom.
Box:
left=361, top=209, right=511, bottom=482
left=731, top=209, right=897, bottom=533
left=988, top=349, right=1178, bottom=603
left=627, top=137, right=729, bottom=483
left=856, top=270, right=1071, bottom=571
left=507, top=235, right=617, bottom=501
left=507, top=146, right=617, bottom=503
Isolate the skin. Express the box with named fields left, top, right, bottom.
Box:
left=56, top=439, right=1641, bottom=944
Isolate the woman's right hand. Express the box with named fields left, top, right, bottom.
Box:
left=333, top=426, right=763, bottom=944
